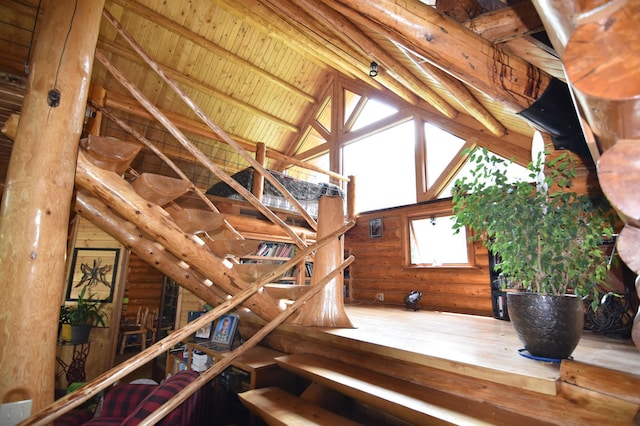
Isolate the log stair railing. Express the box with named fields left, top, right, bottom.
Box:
left=23, top=248, right=354, bottom=425
left=90, top=6, right=355, bottom=323
left=22, top=7, right=358, bottom=423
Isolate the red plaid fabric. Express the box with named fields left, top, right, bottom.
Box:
left=98, top=384, right=155, bottom=419
left=121, top=371, right=201, bottom=426
left=75, top=370, right=213, bottom=426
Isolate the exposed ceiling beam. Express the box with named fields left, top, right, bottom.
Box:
left=293, top=0, right=458, bottom=119
left=463, top=1, right=544, bottom=43
left=217, top=0, right=365, bottom=82
left=335, top=0, right=554, bottom=113
left=262, top=0, right=439, bottom=111
left=320, top=0, right=507, bottom=137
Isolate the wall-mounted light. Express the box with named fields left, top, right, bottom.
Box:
left=369, top=61, right=378, bottom=77
left=430, top=215, right=437, bottom=226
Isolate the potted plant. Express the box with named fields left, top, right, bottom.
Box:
left=452, top=147, right=614, bottom=359
left=65, top=285, right=108, bottom=343
left=59, top=305, right=74, bottom=341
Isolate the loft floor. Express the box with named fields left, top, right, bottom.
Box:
left=320, top=304, right=640, bottom=395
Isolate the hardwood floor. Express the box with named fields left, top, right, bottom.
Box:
left=334, top=304, right=639, bottom=394
left=239, top=304, right=640, bottom=424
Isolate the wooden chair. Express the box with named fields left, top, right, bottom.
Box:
left=119, top=307, right=149, bottom=354
left=145, top=309, right=158, bottom=345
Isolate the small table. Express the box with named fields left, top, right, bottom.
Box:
left=56, top=340, right=90, bottom=386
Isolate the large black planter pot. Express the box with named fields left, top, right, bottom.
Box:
left=506, top=293, right=585, bottom=360
left=70, top=325, right=92, bottom=344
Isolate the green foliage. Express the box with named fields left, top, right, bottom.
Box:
left=64, top=285, right=108, bottom=327
left=59, top=305, right=73, bottom=324
left=452, top=148, right=614, bottom=305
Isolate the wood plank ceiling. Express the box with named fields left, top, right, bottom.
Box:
left=0, top=0, right=564, bottom=188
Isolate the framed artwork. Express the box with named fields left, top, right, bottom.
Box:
left=369, top=218, right=383, bottom=239
left=211, top=313, right=239, bottom=347
left=66, top=247, right=119, bottom=302
left=195, top=322, right=212, bottom=339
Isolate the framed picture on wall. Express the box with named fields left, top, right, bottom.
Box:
left=66, top=247, right=119, bottom=302
left=369, top=218, right=383, bottom=239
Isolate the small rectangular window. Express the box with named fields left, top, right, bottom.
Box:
left=408, top=214, right=471, bottom=267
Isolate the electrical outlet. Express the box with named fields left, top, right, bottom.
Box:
left=0, top=400, right=32, bottom=425
left=376, top=293, right=384, bottom=302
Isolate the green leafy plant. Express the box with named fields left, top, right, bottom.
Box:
left=452, top=147, right=614, bottom=308
left=59, top=305, right=73, bottom=325
left=65, top=285, right=108, bottom=327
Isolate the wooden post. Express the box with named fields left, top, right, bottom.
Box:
left=252, top=142, right=266, bottom=202
left=86, top=85, right=106, bottom=136
left=347, top=175, right=356, bottom=220
left=291, top=196, right=353, bottom=327
left=0, top=0, right=104, bottom=412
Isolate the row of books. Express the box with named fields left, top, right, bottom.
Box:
left=254, top=242, right=296, bottom=258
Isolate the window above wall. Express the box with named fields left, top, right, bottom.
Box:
left=342, top=120, right=416, bottom=212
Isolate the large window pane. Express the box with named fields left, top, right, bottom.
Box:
left=350, top=98, right=398, bottom=131
left=424, top=123, right=465, bottom=189
left=342, top=121, right=416, bottom=212
left=409, top=215, right=470, bottom=266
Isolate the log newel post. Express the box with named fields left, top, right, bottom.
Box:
left=252, top=142, right=266, bottom=202
left=0, top=0, right=105, bottom=412
left=291, top=195, right=353, bottom=327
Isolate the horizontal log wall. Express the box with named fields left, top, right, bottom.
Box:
left=345, top=200, right=493, bottom=316
left=123, top=253, right=164, bottom=321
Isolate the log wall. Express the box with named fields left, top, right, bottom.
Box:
left=122, top=253, right=164, bottom=321
left=345, top=200, right=493, bottom=316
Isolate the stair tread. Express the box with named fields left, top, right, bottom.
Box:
left=275, top=353, right=551, bottom=426
left=239, top=387, right=361, bottom=426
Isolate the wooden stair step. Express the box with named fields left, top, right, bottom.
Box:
left=275, top=353, right=543, bottom=426
left=131, top=173, right=191, bottom=206
left=560, top=359, right=640, bottom=406
left=165, top=203, right=226, bottom=234
left=264, top=284, right=310, bottom=300
left=79, top=134, right=142, bottom=175
left=235, top=263, right=281, bottom=282
left=238, top=386, right=361, bottom=426
left=205, top=238, right=260, bottom=257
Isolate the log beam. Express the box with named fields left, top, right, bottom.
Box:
left=75, top=191, right=229, bottom=305
left=320, top=0, right=508, bottom=136
left=0, top=0, right=104, bottom=412
left=563, top=2, right=640, bottom=153
left=293, top=0, right=458, bottom=119
left=333, top=0, right=554, bottom=111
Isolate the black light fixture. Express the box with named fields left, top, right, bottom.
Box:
left=369, top=61, right=378, bottom=77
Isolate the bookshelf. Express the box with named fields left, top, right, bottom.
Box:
left=240, top=242, right=312, bottom=285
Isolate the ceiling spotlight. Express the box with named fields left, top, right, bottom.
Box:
left=369, top=61, right=378, bottom=77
